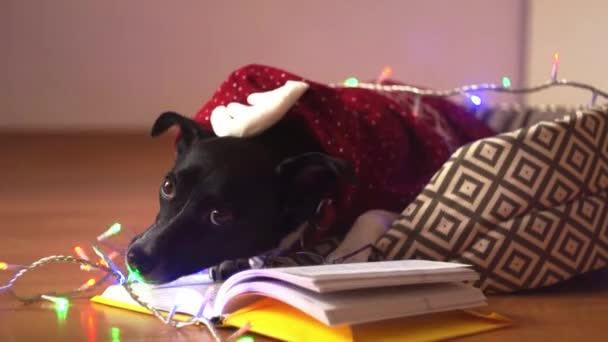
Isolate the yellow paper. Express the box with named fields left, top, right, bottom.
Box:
left=90, top=295, right=194, bottom=322
left=352, top=310, right=511, bottom=342
left=223, top=299, right=511, bottom=342
left=92, top=294, right=511, bottom=342
left=223, top=298, right=353, bottom=342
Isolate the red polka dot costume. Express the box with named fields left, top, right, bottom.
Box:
left=193, top=64, right=494, bottom=242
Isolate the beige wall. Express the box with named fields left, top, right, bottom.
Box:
left=2, top=0, right=526, bottom=130
left=526, top=0, right=608, bottom=106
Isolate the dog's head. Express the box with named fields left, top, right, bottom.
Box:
left=126, top=112, right=352, bottom=283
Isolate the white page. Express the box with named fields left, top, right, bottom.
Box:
left=278, top=260, right=470, bottom=278
left=100, top=280, right=215, bottom=317
left=216, top=259, right=475, bottom=298
left=215, top=280, right=486, bottom=326
left=99, top=260, right=480, bottom=321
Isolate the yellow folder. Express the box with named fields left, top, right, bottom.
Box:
left=91, top=295, right=511, bottom=341
left=224, top=298, right=511, bottom=342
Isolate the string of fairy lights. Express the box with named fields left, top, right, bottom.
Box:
left=335, top=53, right=608, bottom=108
left=0, top=223, right=124, bottom=298
left=0, top=222, right=232, bottom=341
left=1, top=53, right=606, bottom=341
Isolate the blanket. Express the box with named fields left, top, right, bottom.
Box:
left=192, top=64, right=494, bottom=243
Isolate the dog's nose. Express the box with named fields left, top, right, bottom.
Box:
left=126, top=246, right=157, bottom=275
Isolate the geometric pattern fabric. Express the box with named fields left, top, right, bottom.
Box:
left=375, top=105, right=608, bottom=293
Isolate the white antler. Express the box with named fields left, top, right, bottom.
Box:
left=210, top=80, right=309, bottom=137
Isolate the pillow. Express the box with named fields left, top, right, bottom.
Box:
left=375, top=104, right=608, bottom=293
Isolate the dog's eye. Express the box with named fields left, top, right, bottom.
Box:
left=209, top=209, right=234, bottom=226
left=160, top=177, right=176, bottom=200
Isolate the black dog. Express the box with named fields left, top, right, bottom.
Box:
left=126, top=112, right=353, bottom=284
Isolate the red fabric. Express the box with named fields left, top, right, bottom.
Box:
left=193, top=64, right=494, bottom=240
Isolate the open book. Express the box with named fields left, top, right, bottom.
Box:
left=92, top=260, right=486, bottom=327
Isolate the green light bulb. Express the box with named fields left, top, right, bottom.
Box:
left=55, top=297, right=70, bottom=307
left=109, top=223, right=122, bottom=235
left=127, top=267, right=144, bottom=283
left=111, top=327, right=121, bottom=342
left=343, top=77, right=359, bottom=87
left=53, top=298, right=69, bottom=324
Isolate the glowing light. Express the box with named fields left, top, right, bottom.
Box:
left=97, top=222, right=122, bottom=241
left=376, top=66, right=393, bottom=83
left=108, top=223, right=122, bottom=235
left=56, top=300, right=69, bottom=311
left=343, top=77, right=359, bottom=87
left=91, top=244, right=126, bottom=284
left=470, top=95, right=482, bottom=106
left=74, top=246, right=92, bottom=271
left=78, top=277, right=98, bottom=291
left=236, top=337, right=255, bottom=342
left=74, top=246, right=88, bottom=258
left=551, top=52, right=560, bottom=81
left=0, top=262, right=25, bottom=271
left=127, top=268, right=144, bottom=283
left=55, top=301, right=69, bottom=323
left=42, top=294, right=70, bottom=322
left=502, top=77, right=512, bottom=88
left=99, top=252, right=118, bottom=268
left=86, top=310, right=97, bottom=342
left=41, top=294, right=70, bottom=306
left=111, top=327, right=121, bottom=342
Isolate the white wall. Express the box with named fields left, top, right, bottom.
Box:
left=2, top=0, right=526, bottom=130
left=526, top=0, right=608, bottom=105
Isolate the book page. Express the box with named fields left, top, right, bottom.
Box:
left=279, top=260, right=470, bottom=278
left=217, top=260, right=476, bottom=296
left=140, top=271, right=212, bottom=289
left=215, top=280, right=486, bottom=326
left=99, top=279, right=216, bottom=317
left=96, top=260, right=480, bottom=322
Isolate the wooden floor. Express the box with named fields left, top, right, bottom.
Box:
left=1, top=132, right=607, bottom=341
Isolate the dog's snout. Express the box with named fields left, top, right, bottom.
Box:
left=126, top=245, right=157, bottom=275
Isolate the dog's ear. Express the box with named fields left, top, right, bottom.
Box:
left=276, top=152, right=355, bottom=218
left=151, top=111, right=212, bottom=154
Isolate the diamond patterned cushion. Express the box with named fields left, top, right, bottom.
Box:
left=375, top=105, right=608, bottom=293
